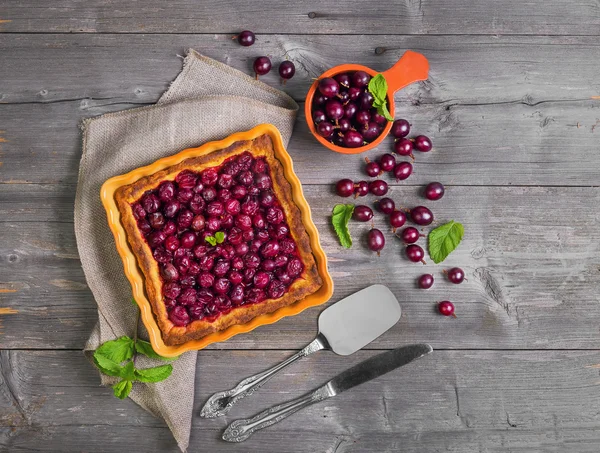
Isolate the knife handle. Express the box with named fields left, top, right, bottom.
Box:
left=200, top=335, right=327, bottom=418
left=222, top=385, right=333, bottom=442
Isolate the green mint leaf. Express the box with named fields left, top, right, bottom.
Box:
left=205, top=235, right=217, bottom=246
left=93, top=353, right=124, bottom=377
left=368, top=73, right=388, bottom=103
left=331, top=204, right=354, bottom=249
left=120, top=361, right=136, bottom=380
left=134, top=364, right=174, bottom=383
left=214, top=231, right=225, bottom=244
left=377, top=102, right=394, bottom=121
left=428, top=221, right=465, bottom=264
left=130, top=298, right=137, bottom=306
left=112, top=379, right=132, bottom=400
left=135, top=340, right=177, bottom=361
left=95, top=336, right=135, bottom=364
left=368, top=74, right=393, bottom=121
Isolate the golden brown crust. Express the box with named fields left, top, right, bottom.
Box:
left=115, top=134, right=322, bottom=346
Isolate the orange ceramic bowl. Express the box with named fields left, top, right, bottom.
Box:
left=101, top=124, right=333, bottom=357
left=305, top=50, right=429, bottom=154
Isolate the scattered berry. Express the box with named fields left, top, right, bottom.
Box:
left=336, top=179, right=354, bottom=197
left=393, top=162, right=413, bottom=181
left=391, top=119, right=410, bottom=138
left=445, top=267, right=465, bottom=284
left=367, top=228, right=385, bottom=256
left=406, top=244, right=426, bottom=264
left=365, top=157, right=382, bottom=177
left=368, top=180, right=388, bottom=196
left=410, top=206, right=434, bottom=226
left=414, top=135, right=433, bottom=152
left=254, top=56, right=272, bottom=79
left=353, top=205, right=374, bottom=222
left=399, top=226, right=422, bottom=244
left=394, top=138, right=414, bottom=158
left=418, top=274, right=434, bottom=289
left=379, top=153, right=396, bottom=172
left=425, top=182, right=445, bottom=201
left=389, top=210, right=407, bottom=232
left=377, top=197, right=395, bottom=214
left=236, top=30, right=255, bottom=46
left=279, top=61, right=295, bottom=82
left=354, top=181, right=369, bottom=198
left=438, top=301, right=456, bottom=317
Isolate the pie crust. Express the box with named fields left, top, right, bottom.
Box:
left=114, top=134, right=323, bottom=345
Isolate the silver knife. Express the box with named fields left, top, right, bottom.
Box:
left=222, top=343, right=433, bottom=442
left=200, top=284, right=402, bottom=418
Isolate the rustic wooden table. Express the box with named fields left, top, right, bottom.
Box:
left=2, top=2, right=600, bottom=451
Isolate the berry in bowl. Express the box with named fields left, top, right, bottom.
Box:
left=305, top=51, right=429, bottom=154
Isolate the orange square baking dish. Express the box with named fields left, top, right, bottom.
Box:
left=101, top=124, right=333, bottom=357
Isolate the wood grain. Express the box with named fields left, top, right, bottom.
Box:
left=2, top=3, right=600, bottom=451
left=2, top=34, right=599, bottom=105
left=1, top=34, right=599, bottom=186
left=1, top=99, right=600, bottom=186
left=1, top=1, right=599, bottom=35
left=2, top=184, right=600, bottom=350
left=1, top=350, right=600, bottom=452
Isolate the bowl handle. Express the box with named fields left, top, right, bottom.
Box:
left=383, top=50, right=429, bottom=94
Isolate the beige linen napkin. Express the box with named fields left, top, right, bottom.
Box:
left=76, top=49, right=298, bottom=451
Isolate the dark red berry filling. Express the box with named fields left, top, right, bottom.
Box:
left=131, top=152, right=304, bottom=327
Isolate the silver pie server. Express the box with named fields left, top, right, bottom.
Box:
left=199, top=284, right=402, bottom=418
left=222, top=343, right=433, bottom=442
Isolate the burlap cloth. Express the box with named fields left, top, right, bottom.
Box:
left=76, top=49, right=298, bottom=451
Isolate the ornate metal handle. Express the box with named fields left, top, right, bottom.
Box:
left=222, top=385, right=333, bottom=442
left=200, top=335, right=327, bottom=418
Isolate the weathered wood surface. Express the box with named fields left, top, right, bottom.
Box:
left=2, top=100, right=600, bottom=187
left=2, top=0, right=600, bottom=35
left=1, top=34, right=600, bottom=187
left=2, top=184, right=600, bottom=350
left=2, top=1, right=600, bottom=451
left=3, top=34, right=600, bottom=104
left=1, top=350, right=600, bottom=452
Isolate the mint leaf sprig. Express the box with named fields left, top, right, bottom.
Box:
left=332, top=204, right=354, bottom=249
left=428, top=220, right=464, bottom=264
left=367, top=74, right=394, bottom=121
left=205, top=231, right=225, bottom=246
left=93, top=307, right=177, bottom=399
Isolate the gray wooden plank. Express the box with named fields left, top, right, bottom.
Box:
left=2, top=0, right=599, bottom=35
left=2, top=184, right=600, bottom=350
left=3, top=427, right=600, bottom=453
left=2, top=350, right=600, bottom=452
left=2, top=34, right=600, bottom=105
left=2, top=34, right=600, bottom=187
left=2, top=99, right=600, bottom=187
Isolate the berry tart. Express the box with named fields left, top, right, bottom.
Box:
left=115, top=134, right=323, bottom=346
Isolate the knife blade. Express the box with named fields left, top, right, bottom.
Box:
left=327, top=343, right=433, bottom=395
left=222, top=343, right=433, bottom=442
